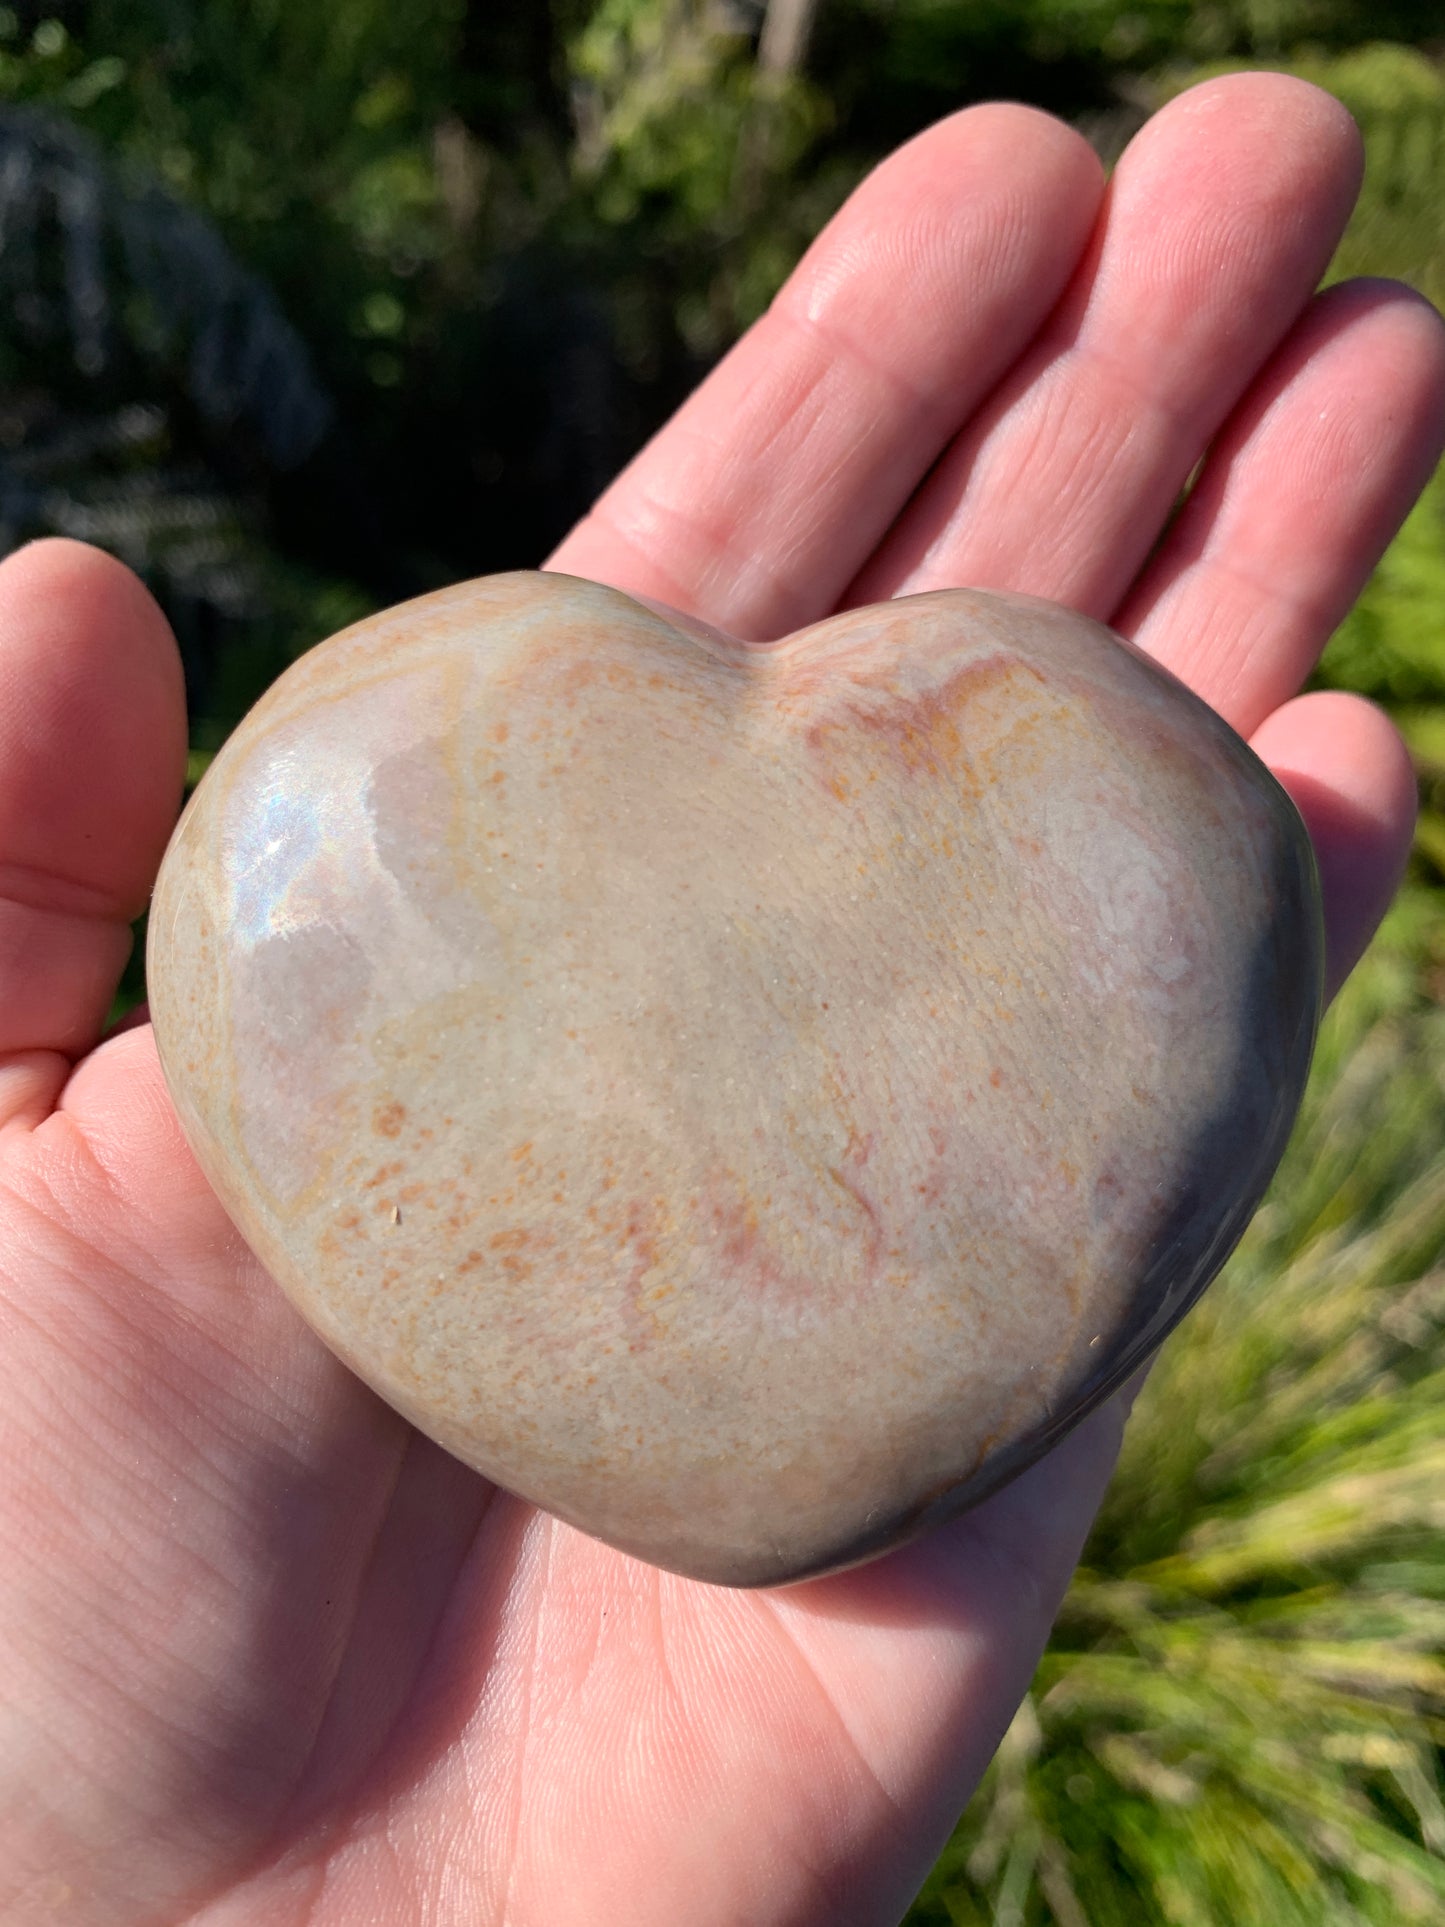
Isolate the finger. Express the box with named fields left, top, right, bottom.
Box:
left=1253, top=690, right=1417, bottom=1000
left=550, top=104, right=1104, bottom=637
left=0, top=540, right=186, bottom=1129
left=1115, top=280, right=1445, bottom=734
left=851, top=73, right=1365, bottom=614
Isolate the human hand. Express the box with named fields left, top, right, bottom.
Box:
left=2, top=73, right=1441, bottom=1927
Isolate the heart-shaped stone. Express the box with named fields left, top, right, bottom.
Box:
left=148, top=573, right=1321, bottom=1586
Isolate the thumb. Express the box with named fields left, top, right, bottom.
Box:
left=0, top=540, right=186, bottom=1128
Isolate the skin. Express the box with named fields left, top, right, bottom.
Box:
left=0, top=72, right=1440, bottom=1927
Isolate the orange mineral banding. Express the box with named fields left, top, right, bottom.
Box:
left=148, top=572, right=1322, bottom=1586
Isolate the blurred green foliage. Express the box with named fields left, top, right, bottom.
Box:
left=6, top=3, right=1445, bottom=1920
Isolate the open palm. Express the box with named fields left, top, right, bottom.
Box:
left=3, top=75, right=1443, bottom=1926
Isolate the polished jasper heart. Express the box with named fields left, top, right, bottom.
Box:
left=148, top=573, right=1322, bottom=1586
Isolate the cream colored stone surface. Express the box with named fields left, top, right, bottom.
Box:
left=148, top=574, right=1321, bottom=1585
